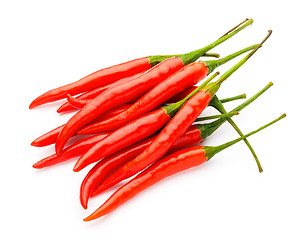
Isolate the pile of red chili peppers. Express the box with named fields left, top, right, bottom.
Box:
left=30, top=19, right=286, bottom=222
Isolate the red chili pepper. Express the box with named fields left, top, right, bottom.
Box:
left=32, top=93, right=245, bottom=171
left=57, top=71, right=146, bottom=113
left=83, top=113, right=285, bottom=221
left=90, top=85, right=268, bottom=196
left=31, top=104, right=131, bottom=147
left=96, top=84, right=215, bottom=191
left=33, top=110, right=236, bottom=172
left=88, top=83, right=272, bottom=200
left=32, top=133, right=108, bottom=169
left=29, top=19, right=248, bottom=110
left=78, top=44, right=257, bottom=135
left=32, top=91, right=246, bottom=171
left=63, top=91, right=246, bottom=114
left=55, top=20, right=253, bottom=154
left=66, top=94, right=88, bottom=109
left=29, top=58, right=152, bottom=109
left=58, top=54, right=220, bottom=113
left=94, top=31, right=271, bottom=192
left=80, top=112, right=238, bottom=209
left=72, top=71, right=219, bottom=172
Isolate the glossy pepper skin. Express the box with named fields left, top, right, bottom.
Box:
left=55, top=20, right=254, bottom=154
left=84, top=112, right=285, bottom=221
left=57, top=71, right=146, bottom=113
left=95, top=29, right=273, bottom=192
left=73, top=108, right=171, bottom=172
left=77, top=44, right=257, bottom=135
left=96, top=90, right=212, bottom=192
left=29, top=58, right=151, bottom=109
left=72, top=71, right=220, bottom=172
left=79, top=125, right=201, bottom=209
left=83, top=146, right=207, bottom=221
left=78, top=62, right=208, bottom=134
left=32, top=133, right=109, bottom=169
left=30, top=19, right=252, bottom=109
left=31, top=104, right=131, bottom=147
left=66, top=94, right=87, bottom=109
left=55, top=58, right=184, bottom=154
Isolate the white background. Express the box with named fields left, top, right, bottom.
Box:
left=1, top=0, right=305, bottom=239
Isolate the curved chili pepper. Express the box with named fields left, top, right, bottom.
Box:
left=32, top=133, right=108, bottom=169
left=80, top=112, right=237, bottom=209
left=72, top=71, right=219, bottom=172
left=58, top=54, right=220, bottom=113
left=96, top=84, right=215, bottom=191
left=66, top=94, right=87, bottom=109
left=57, top=71, right=146, bottom=113
left=91, top=84, right=269, bottom=196
left=94, top=31, right=271, bottom=192
left=56, top=58, right=183, bottom=154
left=62, top=75, right=239, bottom=113
left=29, top=58, right=151, bottom=109
left=55, top=19, right=253, bottom=154
left=84, top=113, right=285, bottom=221
left=67, top=92, right=246, bottom=115
left=31, top=104, right=131, bottom=147
left=33, top=110, right=235, bottom=172
left=78, top=44, right=257, bottom=135
left=29, top=19, right=250, bottom=109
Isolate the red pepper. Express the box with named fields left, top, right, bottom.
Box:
left=94, top=31, right=271, bottom=192
left=83, top=113, right=285, bottom=221
left=33, top=110, right=237, bottom=171
left=66, top=94, right=88, bottom=109
left=32, top=91, right=248, bottom=170
left=78, top=44, right=257, bottom=135
left=72, top=71, right=219, bottom=172
left=31, top=104, right=131, bottom=147
left=58, top=54, right=220, bottom=113
left=55, top=19, right=253, bottom=154
left=32, top=92, right=246, bottom=171
left=90, top=85, right=268, bottom=196
left=29, top=58, right=151, bottom=109
left=97, top=84, right=214, bottom=191
left=57, top=71, right=146, bottom=113
left=32, top=133, right=108, bottom=169
left=80, top=112, right=238, bottom=209
left=29, top=19, right=249, bottom=110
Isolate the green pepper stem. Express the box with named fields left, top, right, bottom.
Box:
left=196, top=82, right=273, bottom=154
left=204, top=30, right=272, bottom=98
left=209, top=82, right=273, bottom=172
left=148, top=19, right=253, bottom=66
left=179, top=19, right=253, bottom=65
left=203, top=44, right=258, bottom=74
left=231, top=82, right=273, bottom=112
left=217, top=30, right=272, bottom=86
left=196, top=111, right=239, bottom=121
left=163, top=72, right=220, bottom=116
left=157, top=52, right=220, bottom=60
left=202, top=53, right=220, bottom=58
left=218, top=18, right=249, bottom=39
left=220, top=94, right=246, bottom=103
left=204, top=114, right=286, bottom=160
